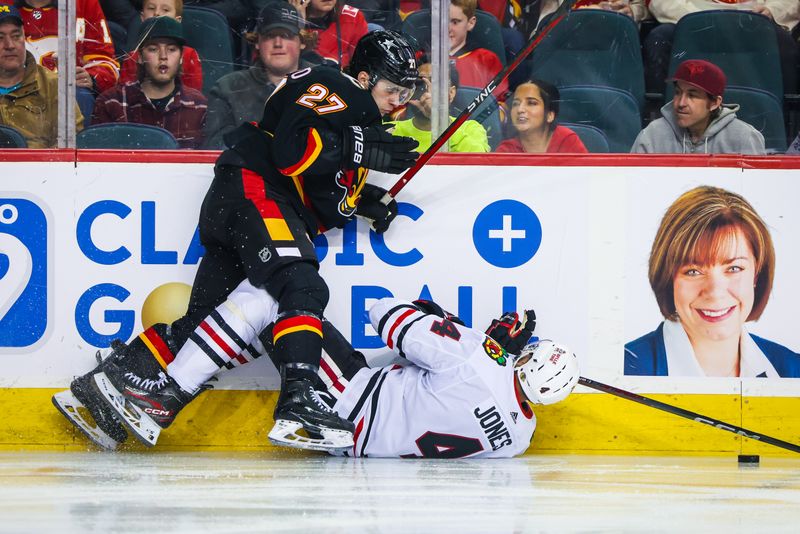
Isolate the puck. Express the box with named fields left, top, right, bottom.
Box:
left=738, top=454, right=760, bottom=464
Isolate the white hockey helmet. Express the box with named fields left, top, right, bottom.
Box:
left=514, top=340, right=579, bottom=405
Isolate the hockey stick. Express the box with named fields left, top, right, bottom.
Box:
left=385, top=0, right=578, bottom=199
left=579, top=376, right=800, bottom=454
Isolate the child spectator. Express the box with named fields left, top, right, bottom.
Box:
left=449, top=0, right=508, bottom=100
left=289, top=0, right=368, bottom=68
left=631, top=59, right=766, bottom=155
left=16, top=0, right=119, bottom=122
left=389, top=61, right=489, bottom=153
left=119, top=0, right=203, bottom=91
left=496, top=79, right=586, bottom=153
left=203, top=1, right=315, bottom=148
left=0, top=3, right=83, bottom=147
left=92, top=16, right=207, bottom=148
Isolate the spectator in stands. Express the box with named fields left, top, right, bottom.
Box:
left=0, top=3, right=83, bottom=147
left=631, top=60, right=765, bottom=155
left=495, top=79, right=586, bottom=153
left=644, top=1, right=799, bottom=94
left=389, top=60, right=489, bottom=153
left=449, top=0, right=508, bottom=100
left=532, top=0, right=649, bottom=30
left=203, top=0, right=315, bottom=149
left=119, top=0, right=203, bottom=91
left=289, top=0, right=368, bottom=67
left=92, top=16, right=206, bottom=148
left=16, top=0, right=120, bottom=123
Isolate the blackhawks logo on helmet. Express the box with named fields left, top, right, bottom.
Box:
left=482, top=337, right=508, bottom=367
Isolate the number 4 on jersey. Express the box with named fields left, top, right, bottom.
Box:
left=430, top=319, right=461, bottom=341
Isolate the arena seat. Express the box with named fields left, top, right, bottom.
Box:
left=401, top=9, right=507, bottom=65
left=528, top=10, right=645, bottom=111
left=559, top=122, right=610, bottom=153
left=182, top=6, right=235, bottom=93
left=665, top=10, right=783, bottom=105
left=77, top=123, right=180, bottom=149
left=0, top=125, right=28, bottom=148
left=724, top=86, right=788, bottom=153
left=557, top=85, right=642, bottom=153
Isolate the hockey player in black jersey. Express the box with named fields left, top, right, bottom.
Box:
left=53, top=30, right=424, bottom=453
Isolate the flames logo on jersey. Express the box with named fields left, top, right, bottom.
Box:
left=482, top=337, right=508, bottom=367
left=335, top=167, right=368, bottom=217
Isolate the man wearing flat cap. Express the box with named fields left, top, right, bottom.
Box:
left=92, top=16, right=207, bottom=148
left=632, top=59, right=765, bottom=155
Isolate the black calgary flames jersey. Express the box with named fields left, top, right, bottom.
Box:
left=217, top=66, right=383, bottom=234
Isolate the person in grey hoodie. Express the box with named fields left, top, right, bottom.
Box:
left=203, top=1, right=318, bottom=149
left=632, top=59, right=766, bottom=155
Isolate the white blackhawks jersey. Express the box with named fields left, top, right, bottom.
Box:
left=328, top=298, right=537, bottom=458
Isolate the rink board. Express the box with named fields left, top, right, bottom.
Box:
left=1, top=151, right=800, bottom=454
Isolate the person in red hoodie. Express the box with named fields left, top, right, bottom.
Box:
left=119, top=0, right=203, bottom=92
left=15, top=0, right=119, bottom=121
left=495, top=79, right=587, bottom=153
left=288, top=0, right=367, bottom=68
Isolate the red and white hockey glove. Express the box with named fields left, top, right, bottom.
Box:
left=485, top=310, right=536, bottom=355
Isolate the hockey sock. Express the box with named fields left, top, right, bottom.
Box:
left=131, top=324, right=177, bottom=371
left=273, top=312, right=324, bottom=380
left=168, top=297, right=267, bottom=394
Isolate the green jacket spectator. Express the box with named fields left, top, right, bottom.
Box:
left=390, top=115, right=489, bottom=153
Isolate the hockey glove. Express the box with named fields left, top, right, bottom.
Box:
left=356, top=183, right=398, bottom=233
left=485, top=309, right=537, bottom=355
left=412, top=299, right=465, bottom=326
left=343, top=124, right=419, bottom=174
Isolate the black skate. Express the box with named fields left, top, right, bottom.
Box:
left=268, top=369, right=354, bottom=453
left=52, top=343, right=129, bottom=451
left=92, top=356, right=196, bottom=447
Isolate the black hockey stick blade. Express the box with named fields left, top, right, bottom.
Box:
left=579, top=376, right=800, bottom=454
left=386, top=0, right=579, bottom=199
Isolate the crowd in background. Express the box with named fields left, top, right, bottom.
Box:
left=0, top=0, right=798, bottom=154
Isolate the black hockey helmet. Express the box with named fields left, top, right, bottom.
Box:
left=347, top=30, right=420, bottom=90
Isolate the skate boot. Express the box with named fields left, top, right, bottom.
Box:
left=268, top=365, right=355, bottom=453
left=93, top=352, right=201, bottom=447
left=52, top=342, right=129, bottom=450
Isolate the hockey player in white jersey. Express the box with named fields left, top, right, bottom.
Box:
left=318, top=298, right=579, bottom=458
left=54, top=278, right=578, bottom=457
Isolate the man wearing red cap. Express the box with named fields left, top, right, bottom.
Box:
left=631, top=59, right=765, bottom=155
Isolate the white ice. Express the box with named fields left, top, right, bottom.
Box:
left=1, top=452, right=799, bottom=533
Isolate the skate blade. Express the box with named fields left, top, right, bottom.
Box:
left=52, top=390, right=119, bottom=451
left=268, top=419, right=354, bottom=453
left=92, top=372, right=161, bottom=448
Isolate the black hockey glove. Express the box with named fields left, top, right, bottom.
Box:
left=343, top=124, right=419, bottom=174
left=485, top=309, right=537, bottom=355
left=412, top=299, right=465, bottom=326
left=356, top=183, right=398, bottom=233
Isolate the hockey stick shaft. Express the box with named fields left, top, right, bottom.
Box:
left=385, top=0, right=578, bottom=199
left=578, top=376, right=800, bottom=454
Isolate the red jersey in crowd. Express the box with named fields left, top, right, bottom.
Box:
left=495, top=125, right=588, bottom=153
left=307, top=4, right=368, bottom=68
left=119, top=46, right=203, bottom=92
left=17, top=0, right=119, bottom=93
left=451, top=46, right=508, bottom=101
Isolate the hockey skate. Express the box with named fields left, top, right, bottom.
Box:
left=92, top=355, right=194, bottom=448
left=268, top=369, right=354, bottom=453
left=52, top=344, right=129, bottom=451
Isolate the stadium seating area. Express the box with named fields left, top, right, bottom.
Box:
left=0, top=1, right=797, bottom=153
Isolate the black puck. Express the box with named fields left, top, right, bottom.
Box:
left=738, top=454, right=760, bottom=464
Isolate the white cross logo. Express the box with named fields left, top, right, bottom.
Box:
left=488, top=215, right=526, bottom=252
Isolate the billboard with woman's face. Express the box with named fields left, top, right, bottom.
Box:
left=624, top=179, right=800, bottom=378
